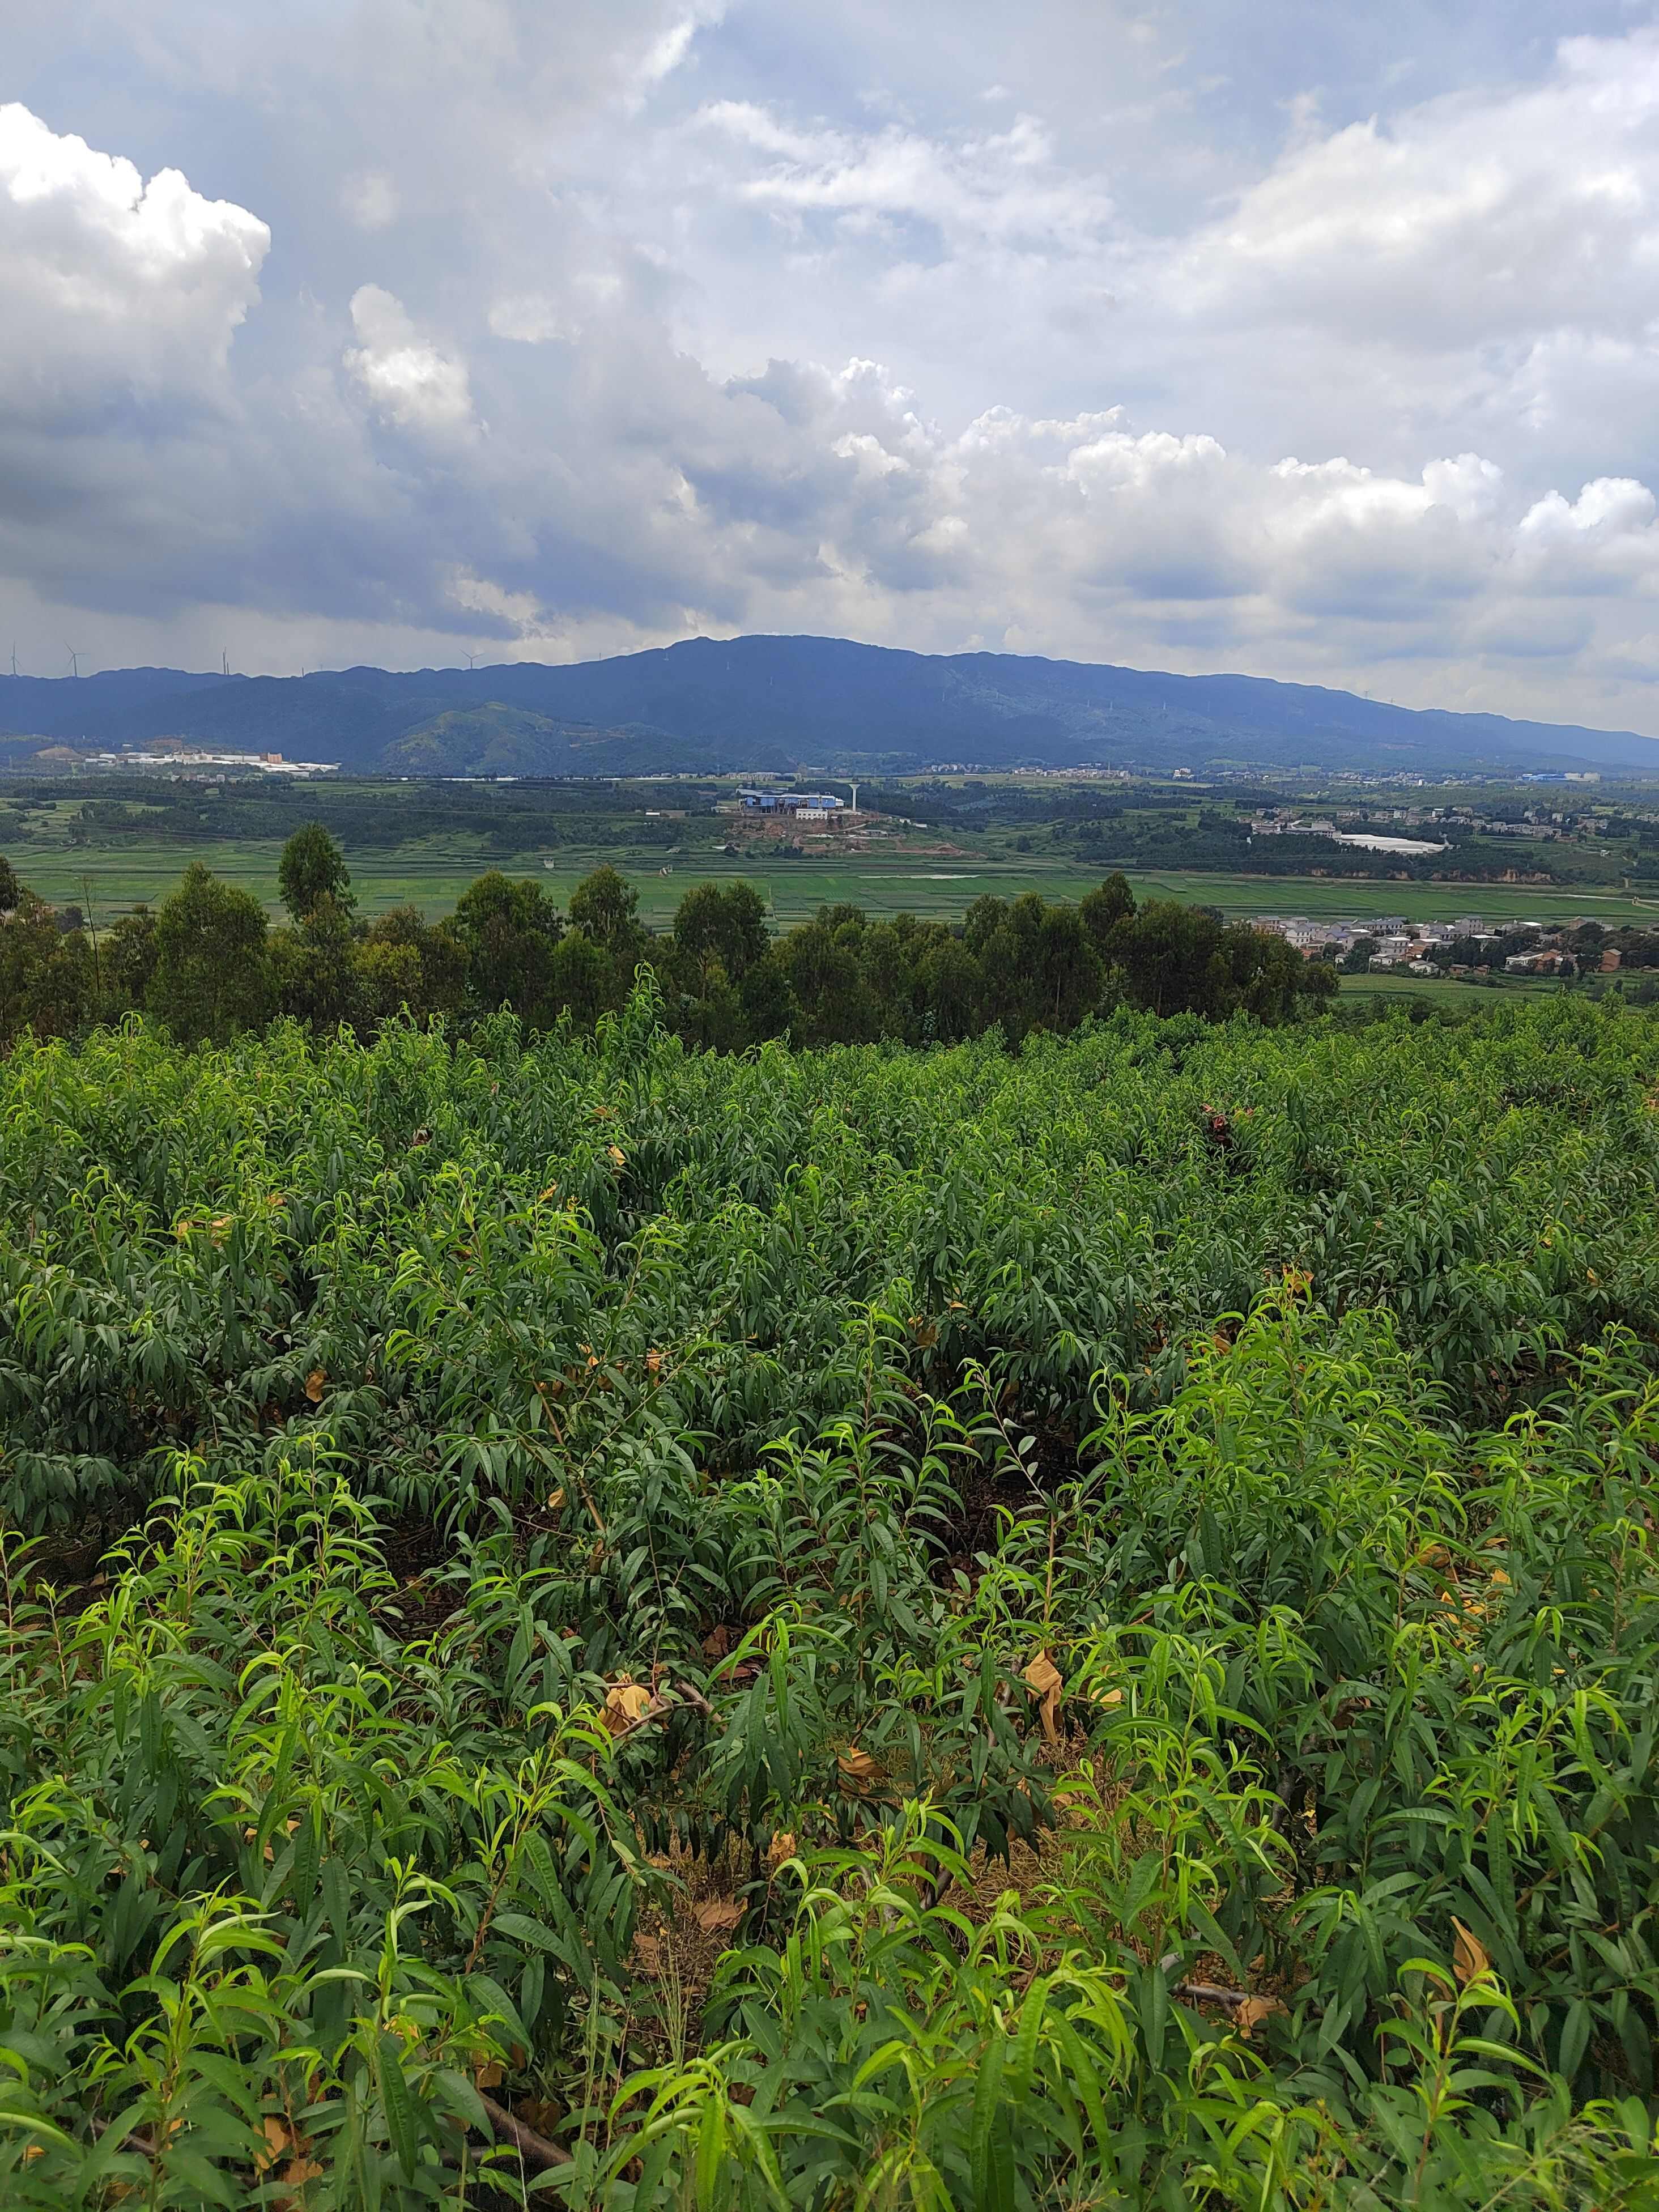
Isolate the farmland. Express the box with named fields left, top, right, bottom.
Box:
left=4, top=992, right=1659, bottom=2204
left=12, top=812, right=1659, bottom=933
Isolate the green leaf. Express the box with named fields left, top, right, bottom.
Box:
left=378, top=2031, right=420, bottom=2180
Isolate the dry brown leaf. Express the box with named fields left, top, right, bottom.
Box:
left=1452, top=1918, right=1490, bottom=1988
left=538, top=1184, right=559, bottom=1202
left=645, top=1349, right=663, bottom=1374
left=1235, top=1994, right=1284, bottom=2038
left=304, top=1368, right=326, bottom=1403
left=1022, top=1650, right=1065, bottom=1742
left=255, top=2119, right=297, bottom=2172
left=602, top=1679, right=659, bottom=1735
left=1090, top=1683, right=1124, bottom=1711
left=837, top=1745, right=881, bottom=1793
left=473, top=2060, right=504, bottom=2090
left=695, top=1899, right=744, bottom=1935
left=209, top=1213, right=235, bottom=1244
left=274, top=2154, right=325, bottom=2209
left=606, top=1145, right=626, bottom=1167
left=765, top=1830, right=797, bottom=1870
left=546, top=1488, right=565, bottom=1513
left=701, top=1624, right=733, bottom=1659
left=631, top=1933, right=663, bottom=1973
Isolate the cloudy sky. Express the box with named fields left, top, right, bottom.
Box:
left=9, top=2, right=1659, bottom=728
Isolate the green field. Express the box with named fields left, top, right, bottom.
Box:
left=1335, top=968, right=1559, bottom=1005
left=17, top=822, right=1659, bottom=933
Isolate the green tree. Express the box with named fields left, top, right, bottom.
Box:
left=276, top=822, right=354, bottom=924
left=449, top=871, right=563, bottom=1020
left=568, top=864, right=649, bottom=968
left=547, top=929, right=618, bottom=1030
left=1080, top=873, right=1135, bottom=955
left=104, top=905, right=160, bottom=1013
left=671, top=880, right=770, bottom=988
left=360, top=905, right=467, bottom=1025
left=1030, top=905, right=1104, bottom=1032
left=147, top=863, right=274, bottom=1044
left=272, top=894, right=360, bottom=1032
left=912, top=932, right=980, bottom=1043
left=1111, top=901, right=1225, bottom=1019
left=779, top=911, right=868, bottom=1046
left=738, top=949, right=801, bottom=1043
left=0, top=887, right=96, bottom=1046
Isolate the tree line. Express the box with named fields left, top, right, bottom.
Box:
left=0, top=824, right=1335, bottom=1052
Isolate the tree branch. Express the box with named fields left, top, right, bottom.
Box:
left=478, top=2092, right=573, bottom=2169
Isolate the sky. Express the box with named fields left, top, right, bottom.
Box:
left=9, top=2, right=1659, bottom=730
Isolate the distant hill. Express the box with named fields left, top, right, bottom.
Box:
left=4, top=634, right=1657, bottom=776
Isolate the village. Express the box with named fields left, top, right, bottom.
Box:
left=1252, top=910, right=1640, bottom=976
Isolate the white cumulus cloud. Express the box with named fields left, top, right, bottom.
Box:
left=344, top=284, right=474, bottom=431
left=0, top=99, right=267, bottom=423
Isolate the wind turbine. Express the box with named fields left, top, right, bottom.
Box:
left=65, top=644, right=80, bottom=678
left=465, top=652, right=478, bottom=671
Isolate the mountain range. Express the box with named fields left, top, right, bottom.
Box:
left=3, top=634, right=1657, bottom=778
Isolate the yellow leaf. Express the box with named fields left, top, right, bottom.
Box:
left=1452, top=1917, right=1490, bottom=1988
left=695, top=1898, right=744, bottom=1935
left=305, top=1368, right=326, bottom=1403
left=607, top=1145, right=626, bottom=1167
left=1022, top=1650, right=1065, bottom=1743
left=546, top=1488, right=565, bottom=1513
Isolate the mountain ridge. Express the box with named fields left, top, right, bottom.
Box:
left=3, top=633, right=1656, bottom=776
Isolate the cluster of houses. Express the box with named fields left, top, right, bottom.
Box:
left=1254, top=914, right=1623, bottom=976
left=1250, top=802, right=1620, bottom=845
